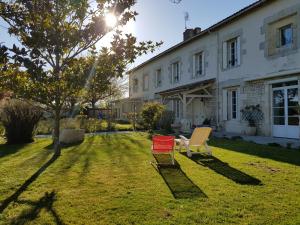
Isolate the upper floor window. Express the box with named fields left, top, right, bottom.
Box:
left=223, top=36, right=240, bottom=69
left=280, top=24, right=293, bottom=47
left=194, top=52, right=204, bottom=77
left=155, top=69, right=162, bottom=88
left=171, top=62, right=180, bottom=83
left=227, top=38, right=238, bottom=68
left=133, top=78, right=138, bottom=93
left=143, top=74, right=149, bottom=91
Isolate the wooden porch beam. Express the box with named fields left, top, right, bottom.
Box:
left=186, top=94, right=213, bottom=98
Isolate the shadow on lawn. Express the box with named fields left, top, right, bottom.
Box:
left=209, top=138, right=300, bottom=167
left=0, top=153, right=59, bottom=214
left=0, top=143, right=29, bottom=158
left=181, top=152, right=261, bottom=185
left=153, top=155, right=207, bottom=199
left=11, top=191, right=64, bottom=225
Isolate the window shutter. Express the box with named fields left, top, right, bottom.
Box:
left=192, top=55, right=196, bottom=79
left=222, top=42, right=227, bottom=69
left=180, top=62, right=183, bottom=81
left=276, top=29, right=280, bottom=48
left=202, top=53, right=205, bottom=75
left=153, top=72, right=157, bottom=88
left=168, top=65, right=172, bottom=84
left=222, top=89, right=228, bottom=121
left=237, top=88, right=240, bottom=120
left=236, top=37, right=241, bottom=66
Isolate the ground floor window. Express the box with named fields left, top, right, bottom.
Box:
left=173, top=99, right=182, bottom=119
left=231, top=90, right=237, bottom=119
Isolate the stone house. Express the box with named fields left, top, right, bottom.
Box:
left=113, top=0, right=300, bottom=139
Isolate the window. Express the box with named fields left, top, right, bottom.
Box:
left=227, top=38, right=238, bottom=68
left=143, top=74, right=149, bottom=91
left=155, top=69, right=162, bottom=87
left=171, top=62, right=180, bottom=83
left=280, top=24, right=293, bottom=47
left=133, top=78, right=138, bottom=93
left=223, top=36, right=240, bottom=69
left=194, top=52, right=204, bottom=77
left=222, top=89, right=239, bottom=121
left=231, top=90, right=237, bottom=119
left=173, top=99, right=182, bottom=119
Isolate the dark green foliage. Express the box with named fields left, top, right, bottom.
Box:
left=0, top=100, right=42, bottom=144
left=158, top=110, right=175, bottom=132
left=140, top=102, right=165, bottom=131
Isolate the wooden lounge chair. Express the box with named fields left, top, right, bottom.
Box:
left=179, top=127, right=212, bottom=157
left=151, top=135, right=175, bottom=165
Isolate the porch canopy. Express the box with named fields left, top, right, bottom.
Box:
left=156, top=78, right=215, bottom=119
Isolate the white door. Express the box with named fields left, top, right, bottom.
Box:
left=272, top=85, right=299, bottom=139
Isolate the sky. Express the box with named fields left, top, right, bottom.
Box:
left=0, top=0, right=257, bottom=69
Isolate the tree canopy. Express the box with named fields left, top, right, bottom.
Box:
left=0, top=0, right=161, bottom=154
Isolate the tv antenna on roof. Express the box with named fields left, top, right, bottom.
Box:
left=184, top=12, right=189, bottom=30
left=170, top=0, right=182, bottom=3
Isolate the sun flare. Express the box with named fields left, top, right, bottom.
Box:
left=105, top=13, right=117, bottom=28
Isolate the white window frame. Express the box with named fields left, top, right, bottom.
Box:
left=193, top=52, right=204, bottom=77
left=227, top=38, right=238, bottom=68
left=155, top=69, right=162, bottom=88
left=230, top=90, right=238, bottom=120
left=223, top=36, right=241, bottom=69
left=171, top=62, right=180, bottom=83
left=173, top=99, right=182, bottom=119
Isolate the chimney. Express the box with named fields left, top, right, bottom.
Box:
left=183, top=29, right=194, bottom=41
left=183, top=27, right=202, bottom=41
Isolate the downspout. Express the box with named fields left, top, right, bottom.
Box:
left=214, top=29, right=220, bottom=129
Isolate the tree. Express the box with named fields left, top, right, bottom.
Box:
left=0, top=0, right=161, bottom=156
left=81, top=49, right=128, bottom=114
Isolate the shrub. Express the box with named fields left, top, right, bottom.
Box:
left=158, top=110, right=175, bottom=132
left=0, top=99, right=43, bottom=144
left=140, top=102, right=165, bottom=131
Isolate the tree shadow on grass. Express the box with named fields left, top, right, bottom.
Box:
left=0, top=143, right=29, bottom=158
left=10, top=191, right=64, bottom=225
left=209, top=138, right=300, bottom=167
left=0, top=153, right=59, bottom=214
left=180, top=152, right=261, bottom=185
left=153, top=155, right=207, bottom=199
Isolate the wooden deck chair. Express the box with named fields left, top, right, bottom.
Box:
left=151, top=136, right=175, bottom=165
left=179, top=127, right=212, bottom=157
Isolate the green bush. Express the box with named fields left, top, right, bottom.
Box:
left=140, top=102, right=165, bottom=131
left=0, top=99, right=43, bottom=144
left=158, top=110, right=175, bottom=132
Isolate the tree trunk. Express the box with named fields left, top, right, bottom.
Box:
left=53, top=109, right=61, bottom=156
left=91, top=100, right=96, bottom=118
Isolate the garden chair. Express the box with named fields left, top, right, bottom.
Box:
left=179, top=127, right=212, bottom=157
left=151, top=135, right=175, bottom=166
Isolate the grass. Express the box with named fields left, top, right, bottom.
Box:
left=0, top=133, right=300, bottom=224
left=36, top=118, right=133, bottom=135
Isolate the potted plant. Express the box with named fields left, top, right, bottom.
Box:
left=240, top=105, right=263, bottom=136
left=59, top=119, right=85, bottom=144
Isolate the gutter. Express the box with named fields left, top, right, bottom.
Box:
left=244, top=68, right=300, bottom=82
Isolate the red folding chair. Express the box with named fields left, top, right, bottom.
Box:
left=151, top=135, right=175, bottom=166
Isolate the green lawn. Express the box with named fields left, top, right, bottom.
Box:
left=0, top=133, right=300, bottom=224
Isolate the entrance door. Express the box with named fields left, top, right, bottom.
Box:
left=272, top=85, right=299, bottom=138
